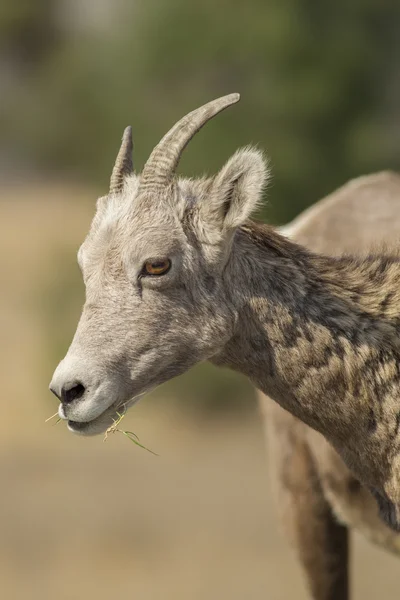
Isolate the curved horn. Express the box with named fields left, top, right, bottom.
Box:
left=140, top=93, right=240, bottom=192
left=109, top=126, right=133, bottom=194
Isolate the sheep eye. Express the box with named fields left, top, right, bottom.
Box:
left=143, top=259, right=171, bottom=276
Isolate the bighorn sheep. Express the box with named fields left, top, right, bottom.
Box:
left=50, top=94, right=400, bottom=599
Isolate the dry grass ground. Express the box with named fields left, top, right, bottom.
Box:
left=0, top=183, right=399, bottom=599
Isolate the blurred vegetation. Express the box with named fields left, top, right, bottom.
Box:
left=2, top=0, right=400, bottom=221
left=2, top=0, right=400, bottom=413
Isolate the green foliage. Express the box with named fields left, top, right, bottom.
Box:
left=0, top=0, right=55, bottom=64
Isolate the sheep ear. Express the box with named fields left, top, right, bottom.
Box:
left=200, top=147, right=269, bottom=236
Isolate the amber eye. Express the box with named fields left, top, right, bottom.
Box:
left=143, top=259, right=171, bottom=276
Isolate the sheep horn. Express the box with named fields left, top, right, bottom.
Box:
left=109, top=126, right=133, bottom=194
left=140, top=94, right=240, bottom=192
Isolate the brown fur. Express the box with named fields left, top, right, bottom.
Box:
left=259, top=171, right=400, bottom=600
left=206, top=216, right=400, bottom=527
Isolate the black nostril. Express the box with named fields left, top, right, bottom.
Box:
left=61, top=383, right=85, bottom=404
left=50, top=386, right=61, bottom=401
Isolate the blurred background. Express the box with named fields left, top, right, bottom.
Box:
left=1, top=1, right=400, bottom=598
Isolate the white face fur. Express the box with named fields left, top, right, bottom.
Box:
left=49, top=146, right=268, bottom=435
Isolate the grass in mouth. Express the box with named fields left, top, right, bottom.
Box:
left=45, top=410, right=158, bottom=456
left=45, top=412, right=62, bottom=425
left=103, top=411, right=158, bottom=456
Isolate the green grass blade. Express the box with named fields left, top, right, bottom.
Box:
left=122, top=429, right=140, bottom=441
left=120, top=430, right=158, bottom=456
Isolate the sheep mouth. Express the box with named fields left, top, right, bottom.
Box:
left=61, top=396, right=143, bottom=436
left=67, top=419, right=103, bottom=434
left=67, top=405, right=126, bottom=436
